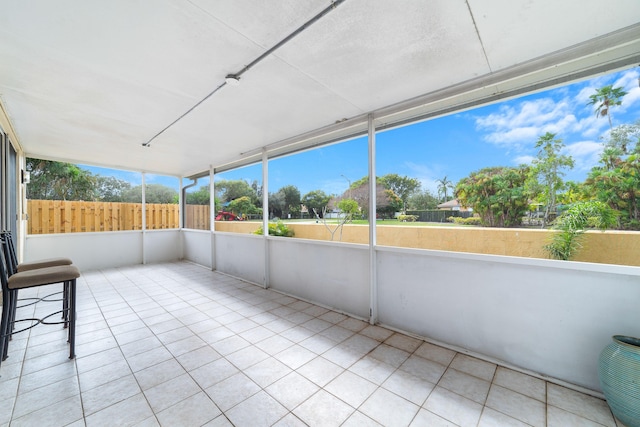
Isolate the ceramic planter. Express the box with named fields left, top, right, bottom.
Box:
left=598, top=335, right=640, bottom=427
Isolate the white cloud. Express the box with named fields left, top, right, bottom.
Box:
left=621, top=86, right=640, bottom=113
left=613, top=69, right=639, bottom=92
left=564, top=140, right=602, bottom=173
left=475, top=97, right=577, bottom=149
left=514, top=155, right=534, bottom=165
left=483, top=126, right=540, bottom=146
left=321, top=177, right=350, bottom=196
left=573, top=113, right=607, bottom=139
left=575, top=85, right=596, bottom=105
left=404, top=162, right=442, bottom=194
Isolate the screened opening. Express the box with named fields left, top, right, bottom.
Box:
left=214, top=163, right=262, bottom=233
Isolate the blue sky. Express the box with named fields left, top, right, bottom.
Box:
left=86, top=67, right=640, bottom=197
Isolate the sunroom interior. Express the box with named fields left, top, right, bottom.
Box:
left=1, top=1, right=640, bottom=425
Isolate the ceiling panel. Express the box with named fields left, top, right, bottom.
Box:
left=468, top=0, right=640, bottom=70
left=275, top=0, right=490, bottom=111
left=0, top=0, right=638, bottom=177
left=190, top=0, right=329, bottom=48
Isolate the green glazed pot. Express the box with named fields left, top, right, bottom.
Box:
left=598, top=335, right=640, bottom=427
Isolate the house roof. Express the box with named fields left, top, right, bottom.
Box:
left=437, top=199, right=461, bottom=209
left=1, top=1, right=639, bottom=176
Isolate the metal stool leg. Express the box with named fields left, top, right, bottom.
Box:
left=68, top=279, right=76, bottom=359
left=1, top=289, right=11, bottom=363
left=9, top=288, right=18, bottom=338
left=62, top=282, right=68, bottom=322
left=63, top=282, right=69, bottom=328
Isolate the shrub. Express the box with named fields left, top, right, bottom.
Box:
left=397, top=214, right=418, bottom=222
left=449, top=216, right=482, bottom=226
left=544, top=200, right=618, bottom=260
left=254, top=221, right=294, bottom=237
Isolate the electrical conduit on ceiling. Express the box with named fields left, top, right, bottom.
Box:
left=142, top=0, right=347, bottom=148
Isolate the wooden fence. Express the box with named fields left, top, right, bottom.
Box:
left=184, top=204, right=210, bottom=230
left=27, top=200, right=183, bottom=234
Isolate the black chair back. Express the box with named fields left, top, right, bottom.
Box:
left=0, top=231, right=18, bottom=276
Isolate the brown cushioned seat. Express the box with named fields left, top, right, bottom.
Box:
left=1, top=233, right=80, bottom=369
left=16, top=257, right=73, bottom=272
left=8, top=265, right=80, bottom=289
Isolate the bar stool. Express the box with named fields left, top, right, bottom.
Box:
left=0, top=231, right=74, bottom=330
left=0, top=238, right=80, bottom=370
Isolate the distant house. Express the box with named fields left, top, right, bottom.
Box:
left=437, top=199, right=471, bottom=212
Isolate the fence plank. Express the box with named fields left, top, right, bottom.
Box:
left=27, top=200, right=181, bottom=234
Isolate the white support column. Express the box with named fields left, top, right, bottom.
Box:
left=368, top=114, right=377, bottom=325
left=210, top=166, right=216, bottom=271
left=178, top=176, right=184, bottom=261
left=262, top=148, right=269, bottom=289
left=141, top=172, right=147, bottom=265
left=178, top=177, right=183, bottom=230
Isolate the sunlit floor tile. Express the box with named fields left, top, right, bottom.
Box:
left=0, top=262, right=620, bottom=426
left=424, top=386, right=484, bottom=427
left=485, top=384, right=545, bottom=427
left=547, top=383, right=616, bottom=427
left=359, top=387, right=420, bottom=427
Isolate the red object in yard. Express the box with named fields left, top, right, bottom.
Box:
left=215, top=211, right=243, bottom=221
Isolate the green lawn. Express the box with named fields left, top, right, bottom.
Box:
left=277, top=218, right=464, bottom=227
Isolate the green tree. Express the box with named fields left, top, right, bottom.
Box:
left=228, top=196, right=257, bottom=216
left=94, top=176, right=131, bottom=202
left=268, top=191, right=285, bottom=218
left=345, top=179, right=400, bottom=219
left=455, top=166, right=531, bottom=227
left=587, top=84, right=627, bottom=130
left=336, top=198, right=359, bottom=219
left=280, top=185, right=301, bottom=217
left=26, top=158, right=97, bottom=201
left=346, top=176, right=403, bottom=218
left=122, top=184, right=178, bottom=204
left=314, top=198, right=360, bottom=241
left=407, top=189, right=439, bottom=210
left=269, top=185, right=301, bottom=218
left=301, top=190, right=331, bottom=218
left=585, top=123, right=640, bottom=229
left=379, top=174, right=420, bottom=212
left=215, top=179, right=257, bottom=204
left=250, top=180, right=263, bottom=208
left=436, top=176, right=454, bottom=202
left=557, top=181, right=589, bottom=205
left=186, top=185, right=210, bottom=205
left=378, top=189, right=402, bottom=218
left=527, top=132, right=574, bottom=227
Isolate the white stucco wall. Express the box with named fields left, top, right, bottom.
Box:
left=376, top=247, right=640, bottom=391
left=25, top=231, right=144, bottom=270
left=269, top=238, right=370, bottom=319
left=214, top=232, right=265, bottom=286
left=24, top=229, right=182, bottom=270
left=182, top=229, right=212, bottom=269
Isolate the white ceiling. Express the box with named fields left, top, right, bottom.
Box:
left=1, top=0, right=639, bottom=177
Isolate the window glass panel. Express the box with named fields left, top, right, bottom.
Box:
left=268, top=136, right=368, bottom=242
left=184, top=174, right=210, bottom=230
left=214, top=163, right=262, bottom=233
left=25, top=159, right=143, bottom=233
left=374, top=68, right=639, bottom=266
left=145, top=174, right=179, bottom=229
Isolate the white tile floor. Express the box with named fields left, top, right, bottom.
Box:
left=0, top=261, right=624, bottom=426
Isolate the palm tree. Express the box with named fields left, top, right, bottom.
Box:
left=436, top=176, right=454, bottom=202
left=587, top=85, right=627, bottom=130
